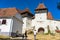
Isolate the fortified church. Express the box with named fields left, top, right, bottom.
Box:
left=0, top=3, right=60, bottom=36
left=32, top=3, right=60, bottom=33
left=22, top=3, right=60, bottom=34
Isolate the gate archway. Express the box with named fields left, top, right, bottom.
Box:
left=38, top=27, right=44, bottom=33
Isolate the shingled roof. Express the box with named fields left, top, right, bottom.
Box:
left=0, top=8, right=19, bottom=17
left=47, top=12, right=53, bottom=20
left=21, top=8, right=32, bottom=14
left=20, top=8, right=34, bottom=17
left=36, top=3, right=46, bottom=9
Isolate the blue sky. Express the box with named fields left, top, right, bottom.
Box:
left=0, top=0, right=60, bottom=20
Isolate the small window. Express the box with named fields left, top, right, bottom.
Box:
left=2, top=20, right=6, bottom=24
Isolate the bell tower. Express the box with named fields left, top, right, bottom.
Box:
left=35, top=3, right=48, bottom=21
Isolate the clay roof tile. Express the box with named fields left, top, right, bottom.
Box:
left=0, top=8, right=20, bottom=17
left=36, top=3, right=46, bottom=9
left=47, top=12, right=53, bottom=20
left=22, top=8, right=30, bottom=13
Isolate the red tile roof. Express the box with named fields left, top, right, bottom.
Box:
left=0, top=8, right=19, bottom=17
left=36, top=3, right=46, bottom=9
left=20, top=8, right=34, bottom=16
left=47, top=12, right=53, bottom=20
left=20, top=8, right=32, bottom=14
left=0, top=8, right=34, bottom=17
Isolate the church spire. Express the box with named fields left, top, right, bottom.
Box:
left=35, top=0, right=47, bottom=10
left=36, top=3, right=46, bottom=9
left=35, top=0, right=48, bottom=13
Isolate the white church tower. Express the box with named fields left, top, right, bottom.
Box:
left=35, top=3, right=47, bottom=21
left=34, top=3, right=48, bottom=33
left=21, top=8, right=34, bottom=33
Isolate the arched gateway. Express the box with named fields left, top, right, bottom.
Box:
left=38, top=27, right=44, bottom=33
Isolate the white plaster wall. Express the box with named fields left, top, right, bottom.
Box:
left=35, top=13, right=47, bottom=21
left=22, top=17, right=32, bottom=33
left=12, top=13, right=23, bottom=34
left=32, top=19, right=36, bottom=27
left=53, top=20, right=60, bottom=30
left=33, top=13, right=48, bottom=33
left=57, top=21, right=60, bottom=30
left=48, top=20, right=57, bottom=33
left=0, top=18, right=13, bottom=36
left=22, top=17, right=27, bottom=34
left=35, top=20, right=48, bottom=33
left=12, top=17, right=23, bottom=34
left=26, top=18, right=32, bottom=30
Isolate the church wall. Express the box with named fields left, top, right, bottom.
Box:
left=53, top=20, right=60, bottom=30
left=22, top=17, right=32, bottom=33
left=33, top=20, right=48, bottom=33
left=47, top=20, right=59, bottom=33
left=26, top=18, right=32, bottom=30
left=22, top=17, right=27, bottom=34
left=34, top=12, right=48, bottom=33
left=35, top=13, right=47, bottom=21
left=57, top=21, right=60, bottom=30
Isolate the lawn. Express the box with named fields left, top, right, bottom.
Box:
left=0, top=33, right=60, bottom=40
left=27, top=33, right=60, bottom=40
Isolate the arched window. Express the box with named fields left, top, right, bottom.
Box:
left=2, top=20, right=6, bottom=24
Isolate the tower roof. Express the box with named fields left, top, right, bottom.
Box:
left=47, top=12, right=53, bottom=20
left=20, top=8, right=34, bottom=17
left=20, top=8, right=31, bottom=14
left=36, top=3, right=46, bottom=9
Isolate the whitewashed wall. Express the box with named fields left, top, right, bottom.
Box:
left=22, top=17, right=32, bottom=33
left=12, top=13, right=23, bottom=34
left=47, top=20, right=59, bottom=33
left=35, top=13, right=47, bottom=21
left=34, top=20, right=48, bottom=33
left=22, top=17, right=27, bottom=34
left=53, top=20, right=60, bottom=30
left=26, top=18, right=32, bottom=30
left=57, top=21, right=60, bottom=30
left=32, top=13, right=48, bottom=33
left=0, top=18, right=13, bottom=36
left=32, top=19, right=36, bottom=27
